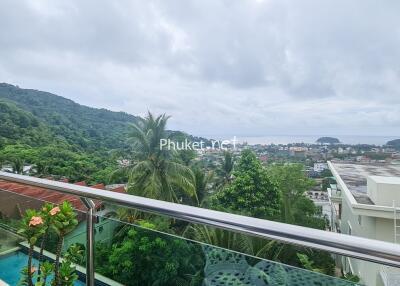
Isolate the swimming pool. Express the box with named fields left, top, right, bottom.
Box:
left=0, top=251, right=85, bottom=285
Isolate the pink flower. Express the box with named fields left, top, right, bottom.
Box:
left=30, top=267, right=37, bottom=274
left=29, top=216, right=43, bottom=227
left=50, top=206, right=60, bottom=216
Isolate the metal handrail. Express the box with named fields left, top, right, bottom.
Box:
left=1, top=171, right=400, bottom=270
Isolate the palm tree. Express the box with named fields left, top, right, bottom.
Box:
left=216, top=151, right=234, bottom=188
left=33, top=160, right=49, bottom=176
left=268, top=164, right=314, bottom=224
left=185, top=224, right=281, bottom=260
left=11, top=157, right=24, bottom=174
left=186, top=225, right=244, bottom=250
left=192, top=167, right=213, bottom=206
left=127, top=112, right=196, bottom=203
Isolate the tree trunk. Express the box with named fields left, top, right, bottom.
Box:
left=283, top=194, right=293, bottom=224
left=27, top=243, right=34, bottom=286
left=37, top=229, right=48, bottom=281
left=54, top=236, right=64, bottom=286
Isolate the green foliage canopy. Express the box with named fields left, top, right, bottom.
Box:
left=213, top=149, right=280, bottom=219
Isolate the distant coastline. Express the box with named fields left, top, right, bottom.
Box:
left=207, top=135, right=400, bottom=146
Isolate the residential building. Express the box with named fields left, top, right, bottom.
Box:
left=314, top=162, right=328, bottom=173
left=328, top=161, right=400, bottom=286
left=289, top=146, right=308, bottom=157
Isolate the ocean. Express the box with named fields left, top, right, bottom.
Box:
left=224, top=135, right=399, bottom=146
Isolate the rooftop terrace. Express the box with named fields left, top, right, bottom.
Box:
left=330, top=162, right=400, bottom=205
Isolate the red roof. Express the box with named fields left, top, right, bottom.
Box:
left=0, top=179, right=102, bottom=212
left=90, top=183, right=105, bottom=190
left=109, top=186, right=126, bottom=194
left=74, top=181, right=87, bottom=186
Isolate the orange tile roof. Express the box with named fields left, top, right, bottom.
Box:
left=109, top=186, right=126, bottom=194
left=0, top=179, right=102, bottom=212
left=74, top=181, right=87, bottom=186
left=90, top=183, right=105, bottom=190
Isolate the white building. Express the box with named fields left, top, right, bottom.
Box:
left=328, top=161, right=400, bottom=286
left=314, top=162, right=328, bottom=173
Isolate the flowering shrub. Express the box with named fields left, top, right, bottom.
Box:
left=50, top=207, right=60, bottom=216
left=18, top=201, right=79, bottom=286
left=29, top=216, right=44, bottom=227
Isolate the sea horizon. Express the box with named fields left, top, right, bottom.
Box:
left=202, top=135, right=399, bottom=146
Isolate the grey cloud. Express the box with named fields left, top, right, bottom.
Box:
left=0, top=0, right=399, bottom=137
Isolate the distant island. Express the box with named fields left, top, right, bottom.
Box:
left=316, top=137, right=340, bottom=144
left=386, top=139, right=400, bottom=149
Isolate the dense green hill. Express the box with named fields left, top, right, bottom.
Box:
left=0, top=83, right=210, bottom=182
left=316, top=137, right=340, bottom=144
left=386, top=139, right=400, bottom=150
left=0, top=99, right=54, bottom=147
left=0, top=83, right=139, bottom=150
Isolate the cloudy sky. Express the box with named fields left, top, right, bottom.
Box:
left=0, top=0, right=399, bottom=138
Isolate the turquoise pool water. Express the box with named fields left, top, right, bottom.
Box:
left=0, top=251, right=85, bottom=285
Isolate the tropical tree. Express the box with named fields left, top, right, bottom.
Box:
left=216, top=151, right=234, bottom=188
left=212, top=149, right=280, bottom=219
left=37, top=203, right=56, bottom=282
left=0, top=144, right=37, bottom=174
left=126, top=112, right=196, bottom=203
left=57, top=260, right=79, bottom=286
left=185, top=225, right=244, bottom=251
left=192, top=167, right=213, bottom=206
left=267, top=164, right=315, bottom=224
left=51, top=202, right=78, bottom=285
left=37, top=261, right=54, bottom=286
left=18, top=209, right=46, bottom=286
left=95, top=221, right=204, bottom=286
left=11, top=157, right=25, bottom=174
left=17, top=203, right=81, bottom=286
left=296, top=253, right=324, bottom=273
left=64, top=243, right=85, bottom=265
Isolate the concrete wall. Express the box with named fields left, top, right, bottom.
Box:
left=0, top=191, right=43, bottom=219
left=368, top=178, right=379, bottom=206
left=0, top=190, right=86, bottom=221
left=338, top=185, right=397, bottom=285
left=340, top=196, right=379, bottom=285
left=376, top=218, right=395, bottom=243
left=64, top=217, right=120, bottom=251
left=368, top=176, right=400, bottom=207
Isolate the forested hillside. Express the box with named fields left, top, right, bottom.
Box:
left=0, top=83, right=209, bottom=183
left=387, top=139, right=400, bottom=150
left=0, top=83, right=144, bottom=182
left=0, top=99, right=54, bottom=147
left=0, top=83, right=139, bottom=150
left=0, top=84, right=336, bottom=279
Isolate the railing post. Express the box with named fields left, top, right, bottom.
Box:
left=81, top=198, right=95, bottom=286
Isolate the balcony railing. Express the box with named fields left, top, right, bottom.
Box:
left=1, top=171, right=400, bottom=285
left=380, top=265, right=400, bottom=286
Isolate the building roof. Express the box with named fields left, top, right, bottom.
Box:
left=369, top=176, right=400, bottom=185
left=91, top=183, right=105, bottom=190
left=108, top=185, right=126, bottom=194
left=330, top=162, right=400, bottom=205
left=0, top=179, right=108, bottom=212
